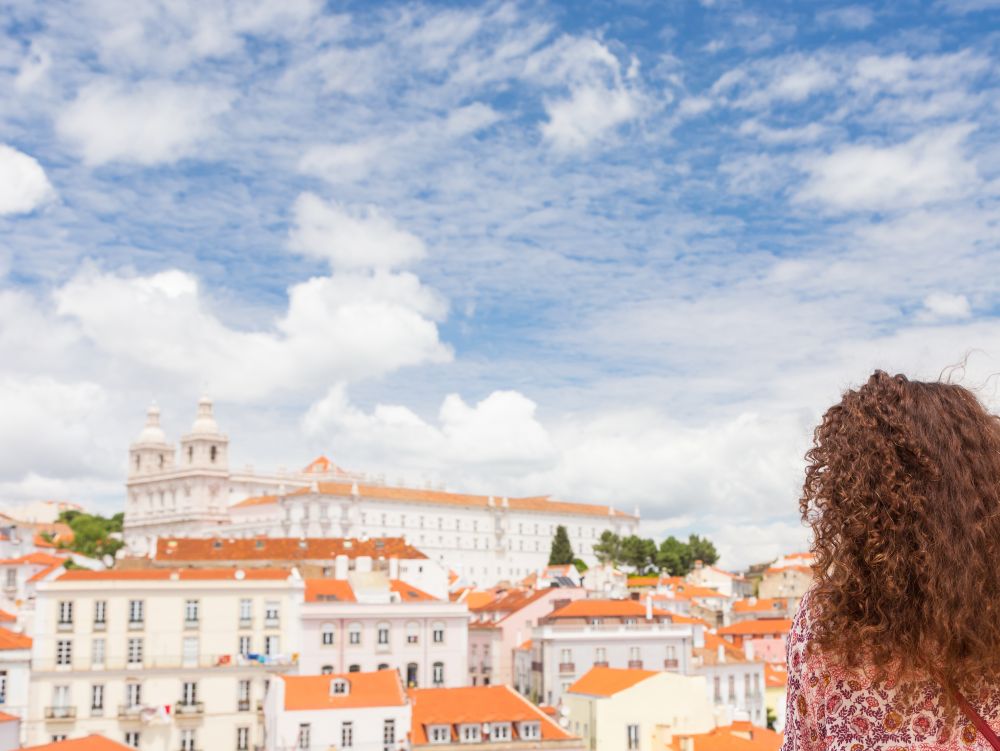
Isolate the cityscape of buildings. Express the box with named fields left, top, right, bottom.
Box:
left=0, top=399, right=810, bottom=751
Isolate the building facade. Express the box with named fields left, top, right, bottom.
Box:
left=25, top=568, right=304, bottom=750
left=123, top=400, right=638, bottom=588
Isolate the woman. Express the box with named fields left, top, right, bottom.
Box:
left=783, top=370, right=1000, bottom=750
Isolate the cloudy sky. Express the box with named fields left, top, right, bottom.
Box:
left=1, top=0, right=999, bottom=567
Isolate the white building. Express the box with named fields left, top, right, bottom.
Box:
left=0, top=626, right=31, bottom=738
left=527, top=599, right=702, bottom=707
left=25, top=567, right=304, bottom=750
left=263, top=670, right=409, bottom=751
left=691, top=633, right=766, bottom=727
left=123, top=400, right=638, bottom=588
left=299, top=572, right=468, bottom=687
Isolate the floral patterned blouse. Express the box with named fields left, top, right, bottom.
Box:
left=782, top=591, right=1000, bottom=751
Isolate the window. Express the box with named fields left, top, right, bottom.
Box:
left=94, top=600, right=106, bottom=627
left=264, top=601, right=279, bottom=626
left=210, top=445, right=217, bottom=463
left=461, top=725, right=481, bottom=742
left=331, top=679, right=349, bottom=695
left=520, top=722, right=540, bottom=740
left=238, top=636, right=251, bottom=657
left=126, top=682, right=142, bottom=708
left=342, top=722, right=354, bottom=748
left=58, top=601, right=73, bottom=625
left=383, top=719, right=396, bottom=751
left=406, top=622, right=419, bottom=644
left=181, top=681, right=197, bottom=706
left=128, top=600, right=144, bottom=626
left=185, top=600, right=199, bottom=625
left=52, top=684, right=69, bottom=711
left=297, top=724, right=310, bottom=750
left=560, top=648, right=571, bottom=663
left=744, top=673, right=751, bottom=698
left=321, top=623, right=334, bottom=646
left=728, top=675, right=735, bottom=701
left=321, top=665, right=333, bottom=675
left=56, top=639, right=72, bottom=666
left=0, top=671, right=5, bottom=703
left=264, top=635, right=279, bottom=656
left=52, top=736, right=67, bottom=743
left=491, top=724, right=511, bottom=741
left=432, top=622, right=444, bottom=644
left=713, top=676, right=721, bottom=702
left=377, top=623, right=390, bottom=646
left=595, top=647, right=607, bottom=663
left=237, top=727, right=249, bottom=751
left=238, top=680, right=251, bottom=711
left=4, top=570, right=14, bottom=589
left=429, top=726, right=450, bottom=743
left=180, top=728, right=196, bottom=751
left=348, top=623, right=361, bottom=645
left=91, top=684, right=104, bottom=713
left=348, top=664, right=360, bottom=672
left=127, top=638, right=143, bottom=666
left=124, top=731, right=140, bottom=748
left=432, top=662, right=444, bottom=686
left=627, top=724, right=640, bottom=750
left=183, top=637, right=199, bottom=666
left=239, top=598, right=252, bottom=625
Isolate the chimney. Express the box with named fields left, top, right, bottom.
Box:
left=334, top=554, right=349, bottom=580
left=645, top=594, right=653, bottom=620
left=389, top=557, right=400, bottom=580
left=717, top=644, right=725, bottom=664
left=744, top=640, right=755, bottom=661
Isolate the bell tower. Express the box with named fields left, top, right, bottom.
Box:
left=179, top=396, right=229, bottom=471
left=128, top=403, right=175, bottom=478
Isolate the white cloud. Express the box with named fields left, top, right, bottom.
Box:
left=0, top=145, right=55, bottom=216
left=289, top=193, right=426, bottom=270
left=921, top=292, right=972, bottom=320
left=299, top=141, right=387, bottom=184
left=53, top=265, right=450, bottom=401
left=56, top=80, right=232, bottom=166
left=816, top=6, right=875, bottom=29
left=795, top=124, right=980, bottom=212
left=14, top=42, right=52, bottom=92
left=533, top=38, right=644, bottom=151
left=738, top=120, right=826, bottom=144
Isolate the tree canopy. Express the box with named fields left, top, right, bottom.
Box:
left=594, top=530, right=718, bottom=576
left=57, top=510, right=124, bottom=559
left=548, top=525, right=575, bottom=565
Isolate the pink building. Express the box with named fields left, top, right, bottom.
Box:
left=467, top=587, right=585, bottom=687
left=716, top=618, right=792, bottom=663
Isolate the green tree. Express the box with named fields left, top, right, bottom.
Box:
left=548, top=525, right=575, bottom=565
left=621, top=535, right=658, bottom=574
left=57, top=510, right=124, bottom=560
left=657, top=536, right=691, bottom=576
left=593, top=530, right=622, bottom=564
left=687, top=534, right=719, bottom=567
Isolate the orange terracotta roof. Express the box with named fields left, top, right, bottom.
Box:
left=0, top=551, right=67, bottom=566
left=230, top=494, right=280, bottom=508
left=469, top=588, right=551, bottom=615
left=154, top=536, right=428, bottom=561
left=304, top=579, right=356, bottom=603
left=568, top=666, right=658, bottom=697
left=282, top=670, right=406, bottom=710
left=665, top=612, right=711, bottom=626
left=409, top=686, right=573, bottom=744
left=733, top=598, right=788, bottom=614
left=302, top=455, right=351, bottom=475
left=0, top=626, right=31, bottom=650
left=697, top=632, right=748, bottom=664
left=56, top=567, right=293, bottom=582
left=718, top=619, right=793, bottom=637
left=462, top=590, right=499, bottom=609
left=671, top=723, right=783, bottom=751
left=33, top=535, right=55, bottom=548
left=765, top=663, right=787, bottom=688
left=234, top=481, right=634, bottom=520
left=27, top=564, right=62, bottom=583
left=546, top=599, right=671, bottom=620
left=21, top=734, right=132, bottom=751
left=763, top=565, right=812, bottom=576
left=627, top=576, right=660, bottom=586
left=518, top=639, right=532, bottom=650
left=0, top=609, right=15, bottom=623
left=0, top=710, right=17, bottom=722
left=390, top=580, right=437, bottom=602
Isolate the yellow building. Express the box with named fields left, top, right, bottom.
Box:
left=764, top=663, right=787, bottom=732
left=563, top=667, right=715, bottom=751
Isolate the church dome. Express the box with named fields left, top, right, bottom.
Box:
left=136, top=403, right=167, bottom=445
left=190, top=395, right=220, bottom=435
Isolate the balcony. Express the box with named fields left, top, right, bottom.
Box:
left=128, top=620, right=144, bottom=631
left=44, top=706, right=76, bottom=720
left=263, top=617, right=279, bottom=629
left=238, top=699, right=251, bottom=712
left=238, top=618, right=252, bottom=629
left=593, top=661, right=609, bottom=668
left=664, top=658, right=680, bottom=670
left=628, top=660, right=644, bottom=669
left=531, top=661, right=543, bottom=672
left=558, top=662, right=575, bottom=674
left=175, top=702, right=204, bottom=716
left=118, top=705, right=142, bottom=719
left=56, top=621, right=74, bottom=632
left=184, top=620, right=200, bottom=630
left=256, top=700, right=264, bottom=713
left=93, top=621, right=106, bottom=632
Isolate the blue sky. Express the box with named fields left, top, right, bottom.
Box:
left=1, top=0, right=999, bottom=566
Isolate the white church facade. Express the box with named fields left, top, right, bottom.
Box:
left=124, top=399, right=639, bottom=586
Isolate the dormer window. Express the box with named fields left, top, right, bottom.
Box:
left=490, top=723, right=512, bottom=741
left=519, top=722, right=540, bottom=740
left=428, top=725, right=450, bottom=744
left=329, top=678, right=349, bottom=696
left=460, top=724, right=481, bottom=743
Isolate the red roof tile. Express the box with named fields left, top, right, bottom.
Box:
left=546, top=599, right=671, bottom=620
left=281, top=670, right=406, bottom=710
left=21, top=734, right=132, bottom=751
left=717, top=619, right=793, bottom=637
left=568, top=667, right=658, bottom=697
left=0, top=626, right=31, bottom=650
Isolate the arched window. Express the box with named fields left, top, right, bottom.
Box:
left=406, top=622, right=419, bottom=645
left=432, top=622, right=445, bottom=644
left=210, top=445, right=217, bottom=463
left=187, top=446, right=193, bottom=463
left=321, top=623, right=334, bottom=646
left=377, top=663, right=389, bottom=671
left=348, top=623, right=361, bottom=646
left=376, top=622, right=390, bottom=646
left=432, top=662, right=444, bottom=686
left=321, top=665, right=333, bottom=675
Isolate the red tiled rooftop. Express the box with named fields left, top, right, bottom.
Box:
left=568, top=666, right=658, bottom=697
left=717, top=618, right=793, bottom=637
left=281, top=670, right=406, bottom=710
left=546, top=599, right=671, bottom=620
left=22, top=734, right=132, bottom=751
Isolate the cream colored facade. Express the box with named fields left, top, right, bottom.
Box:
left=25, top=569, right=304, bottom=750
left=564, top=671, right=715, bottom=751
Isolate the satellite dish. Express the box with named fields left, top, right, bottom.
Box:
left=235, top=569, right=246, bottom=580
left=559, top=716, right=570, bottom=728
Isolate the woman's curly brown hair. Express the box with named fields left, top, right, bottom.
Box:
left=802, top=370, right=1000, bottom=691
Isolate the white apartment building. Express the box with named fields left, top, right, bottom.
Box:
left=526, top=600, right=701, bottom=707
left=0, top=626, right=31, bottom=738
left=25, top=568, right=304, bottom=750
left=123, top=400, right=638, bottom=587
left=692, top=634, right=767, bottom=727
left=264, top=671, right=410, bottom=751
left=298, top=573, right=468, bottom=687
